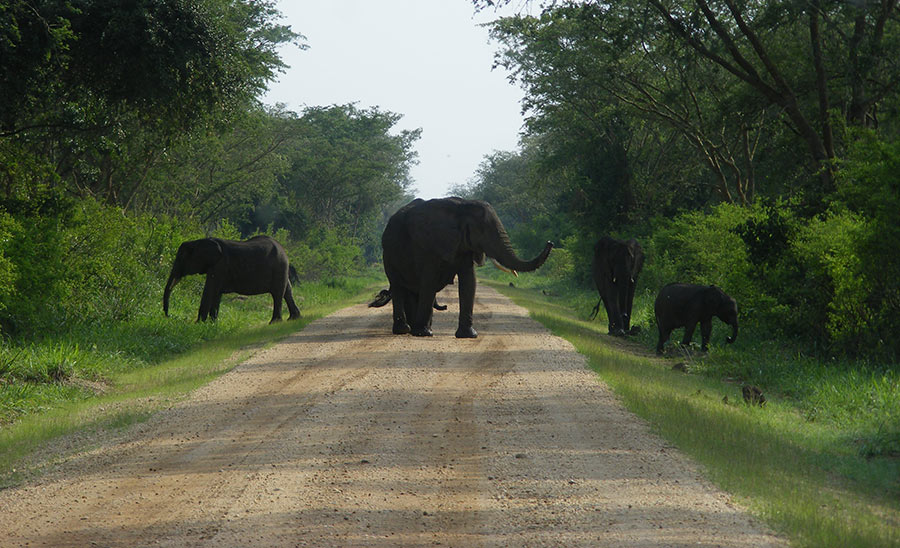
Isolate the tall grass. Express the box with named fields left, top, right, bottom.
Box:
left=487, top=277, right=899, bottom=548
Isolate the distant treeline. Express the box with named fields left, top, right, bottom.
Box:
left=460, top=1, right=900, bottom=360
left=0, top=1, right=418, bottom=336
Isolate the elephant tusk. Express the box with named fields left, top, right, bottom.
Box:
left=490, top=258, right=518, bottom=277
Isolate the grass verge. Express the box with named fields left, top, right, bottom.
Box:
left=0, top=275, right=383, bottom=487
left=487, top=278, right=899, bottom=548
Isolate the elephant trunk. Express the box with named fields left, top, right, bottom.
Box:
left=163, top=268, right=181, bottom=317
left=486, top=224, right=553, bottom=273
left=726, top=318, right=738, bottom=344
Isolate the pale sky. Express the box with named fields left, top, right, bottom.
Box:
left=262, top=1, right=528, bottom=199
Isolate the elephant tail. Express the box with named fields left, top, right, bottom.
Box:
left=369, top=289, right=392, bottom=307
left=588, top=299, right=601, bottom=321
left=288, top=265, right=299, bottom=284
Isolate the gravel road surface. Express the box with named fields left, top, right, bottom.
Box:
left=0, top=285, right=785, bottom=547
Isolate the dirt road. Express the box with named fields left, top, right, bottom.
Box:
left=0, top=286, right=784, bottom=547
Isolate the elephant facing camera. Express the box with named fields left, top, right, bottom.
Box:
left=163, top=235, right=301, bottom=324
left=378, top=197, right=553, bottom=338
left=654, top=283, right=738, bottom=354
left=590, top=236, right=644, bottom=337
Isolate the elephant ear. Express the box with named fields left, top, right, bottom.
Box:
left=703, top=285, right=723, bottom=307
left=193, top=238, right=226, bottom=274
left=464, top=223, right=486, bottom=266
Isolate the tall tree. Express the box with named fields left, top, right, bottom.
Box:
left=251, top=104, right=420, bottom=245
left=480, top=0, right=900, bottom=207
left=0, top=0, right=302, bottom=206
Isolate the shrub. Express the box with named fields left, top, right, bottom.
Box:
left=833, top=131, right=900, bottom=359
left=0, top=210, right=20, bottom=317
left=790, top=210, right=871, bottom=352
left=540, top=245, right=575, bottom=281
left=288, top=226, right=362, bottom=281
left=642, top=203, right=766, bottom=315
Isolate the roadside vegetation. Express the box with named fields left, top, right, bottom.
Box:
left=485, top=273, right=898, bottom=548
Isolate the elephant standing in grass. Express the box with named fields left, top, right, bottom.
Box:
left=371, top=197, right=553, bottom=338
left=163, top=235, right=301, bottom=324
left=654, top=283, right=738, bottom=354
left=590, top=236, right=644, bottom=336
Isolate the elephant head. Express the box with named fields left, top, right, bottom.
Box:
left=593, top=236, right=644, bottom=334
left=705, top=286, right=739, bottom=344
left=163, top=238, right=223, bottom=316
left=442, top=199, right=553, bottom=274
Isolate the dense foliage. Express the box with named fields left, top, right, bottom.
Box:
left=466, top=0, right=900, bottom=361
left=0, top=1, right=419, bottom=344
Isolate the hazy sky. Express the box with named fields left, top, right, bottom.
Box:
left=262, top=1, right=528, bottom=199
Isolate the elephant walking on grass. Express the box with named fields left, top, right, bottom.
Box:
left=590, top=236, right=644, bottom=336
left=371, top=197, right=553, bottom=338
left=163, top=235, right=301, bottom=324
left=654, top=283, right=738, bottom=354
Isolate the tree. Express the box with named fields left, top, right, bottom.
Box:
left=250, top=104, right=420, bottom=250
left=480, top=0, right=900, bottom=208
left=0, top=0, right=302, bottom=206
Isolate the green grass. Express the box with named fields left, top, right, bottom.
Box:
left=486, top=277, right=899, bottom=548
left=0, top=273, right=384, bottom=487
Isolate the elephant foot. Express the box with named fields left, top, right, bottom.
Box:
left=411, top=326, right=433, bottom=337
left=288, top=313, right=302, bottom=321
left=392, top=321, right=411, bottom=335
left=608, top=328, right=627, bottom=337
left=627, top=325, right=641, bottom=336
left=455, top=326, right=478, bottom=339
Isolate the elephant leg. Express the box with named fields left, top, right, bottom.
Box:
left=269, top=291, right=284, bottom=323
left=599, top=284, right=624, bottom=336
left=210, top=297, right=221, bottom=321
left=656, top=324, right=671, bottom=354
left=605, top=295, right=625, bottom=336
left=700, top=320, right=713, bottom=351
left=409, top=275, right=435, bottom=337
left=391, top=287, right=411, bottom=335
left=198, top=277, right=218, bottom=322
left=411, top=287, right=435, bottom=337
left=455, top=266, right=477, bottom=339
left=681, top=322, right=697, bottom=347
left=284, top=282, right=302, bottom=320
left=600, top=294, right=615, bottom=332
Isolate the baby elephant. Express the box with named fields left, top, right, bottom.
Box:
left=655, top=283, right=738, bottom=354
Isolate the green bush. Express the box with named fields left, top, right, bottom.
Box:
left=789, top=210, right=870, bottom=351
left=833, top=131, right=900, bottom=359
left=0, top=211, right=20, bottom=316
left=540, top=245, right=575, bottom=281
left=642, top=204, right=767, bottom=315
left=288, top=226, right=363, bottom=281
left=1, top=197, right=71, bottom=334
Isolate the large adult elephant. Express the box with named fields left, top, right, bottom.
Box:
left=163, top=235, right=301, bottom=324
left=372, top=197, right=553, bottom=338
left=590, top=236, right=644, bottom=336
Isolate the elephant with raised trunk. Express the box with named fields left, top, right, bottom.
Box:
left=654, top=283, right=738, bottom=354
left=590, top=236, right=644, bottom=336
left=163, top=235, right=301, bottom=324
left=372, top=197, right=553, bottom=338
